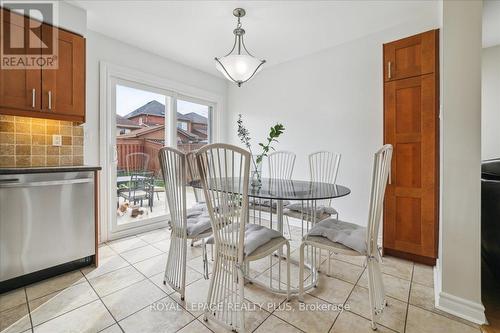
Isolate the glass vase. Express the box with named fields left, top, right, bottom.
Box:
left=250, top=159, right=262, bottom=188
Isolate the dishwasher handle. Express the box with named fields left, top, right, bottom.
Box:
left=0, top=178, right=93, bottom=188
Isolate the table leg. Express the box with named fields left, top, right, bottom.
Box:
left=277, top=200, right=284, bottom=235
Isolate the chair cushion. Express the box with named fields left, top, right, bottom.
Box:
left=186, top=203, right=208, bottom=218
left=251, top=199, right=290, bottom=208
left=285, top=202, right=337, bottom=217
left=206, top=223, right=283, bottom=256
left=186, top=203, right=212, bottom=237
left=306, top=218, right=367, bottom=254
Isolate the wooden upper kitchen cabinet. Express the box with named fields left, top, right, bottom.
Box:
left=383, top=30, right=438, bottom=82
left=0, top=8, right=85, bottom=122
left=0, top=9, right=42, bottom=111
left=383, top=29, right=439, bottom=265
left=41, top=24, right=85, bottom=119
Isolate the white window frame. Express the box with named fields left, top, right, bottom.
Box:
left=99, top=61, right=224, bottom=242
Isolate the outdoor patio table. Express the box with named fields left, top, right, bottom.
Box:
left=190, top=177, right=351, bottom=295
left=116, top=175, right=147, bottom=184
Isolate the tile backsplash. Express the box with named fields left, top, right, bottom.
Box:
left=0, top=115, right=84, bottom=167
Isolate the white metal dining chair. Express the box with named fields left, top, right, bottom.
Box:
left=251, top=151, right=295, bottom=236
left=158, top=147, right=212, bottom=300
left=298, top=145, right=392, bottom=330
left=197, top=143, right=291, bottom=333
left=186, top=151, right=204, bottom=204
left=309, top=151, right=341, bottom=215
left=186, top=150, right=208, bottom=248
left=284, top=151, right=341, bottom=222
left=269, top=151, right=296, bottom=180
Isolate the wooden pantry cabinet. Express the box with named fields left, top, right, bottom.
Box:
left=383, top=30, right=439, bottom=265
left=0, top=8, right=85, bottom=122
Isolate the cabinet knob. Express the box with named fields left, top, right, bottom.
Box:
left=388, top=61, right=392, bottom=79
left=32, top=89, right=36, bottom=108
left=48, top=91, right=52, bottom=110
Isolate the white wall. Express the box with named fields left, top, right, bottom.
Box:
left=482, top=45, right=500, bottom=160
left=58, top=1, right=86, bottom=36
left=436, top=0, right=485, bottom=324
left=84, top=30, right=228, bottom=166
left=223, top=17, right=440, bottom=226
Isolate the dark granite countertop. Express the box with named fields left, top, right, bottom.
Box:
left=0, top=166, right=101, bottom=175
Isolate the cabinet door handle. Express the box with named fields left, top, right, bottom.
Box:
left=32, top=89, right=36, bottom=108
left=48, top=91, right=52, bottom=110
left=388, top=61, right=392, bottom=79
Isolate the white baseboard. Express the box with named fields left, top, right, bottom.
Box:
left=435, top=291, right=487, bottom=325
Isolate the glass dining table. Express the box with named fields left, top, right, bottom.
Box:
left=190, top=177, right=351, bottom=295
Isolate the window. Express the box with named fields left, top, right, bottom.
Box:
left=176, top=98, right=212, bottom=153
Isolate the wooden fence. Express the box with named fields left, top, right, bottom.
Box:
left=117, top=139, right=144, bottom=171
left=117, top=138, right=205, bottom=176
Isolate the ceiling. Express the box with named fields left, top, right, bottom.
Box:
left=74, top=1, right=500, bottom=77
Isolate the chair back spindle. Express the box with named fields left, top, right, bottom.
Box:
left=268, top=151, right=296, bottom=180
left=196, top=144, right=251, bottom=262
left=158, top=147, right=188, bottom=294
left=309, top=151, right=341, bottom=208
left=186, top=151, right=203, bottom=203
left=126, top=152, right=150, bottom=173
left=366, top=144, right=393, bottom=257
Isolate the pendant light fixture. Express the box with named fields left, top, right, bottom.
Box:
left=215, top=8, right=266, bottom=87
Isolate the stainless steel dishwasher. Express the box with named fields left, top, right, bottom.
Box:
left=0, top=171, right=95, bottom=289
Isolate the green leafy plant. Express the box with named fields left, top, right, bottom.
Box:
left=236, top=114, right=285, bottom=168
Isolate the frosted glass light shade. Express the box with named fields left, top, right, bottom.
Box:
left=215, top=54, right=264, bottom=86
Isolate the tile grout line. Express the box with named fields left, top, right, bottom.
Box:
left=101, top=246, right=195, bottom=327
left=80, top=269, right=125, bottom=333
left=256, top=296, right=306, bottom=333
left=20, top=267, right=121, bottom=330
left=26, top=282, right=107, bottom=330
left=403, top=263, right=415, bottom=333
left=23, top=287, right=34, bottom=333
left=23, top=271, right=88, bottom=303
left=327, top=265, right=367, bottom=332
left=173, top=314, right=209, bottom=333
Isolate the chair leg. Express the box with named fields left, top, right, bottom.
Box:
left=204, top=251, right=218, bottom=324
left=238, top=261, right=246, bottom=333
left=285, top=216, right=292, bottom=240
left=328, top=251, right=332, bottom=277
left=202, top=238, right=209, bottom=280
left=298, top=242, right=306, bottom=302
left=286, top=242, right=291, bottom=301
left=367, top=257, right=381, bottom=331
left=318, top=248, right=322, bottom=272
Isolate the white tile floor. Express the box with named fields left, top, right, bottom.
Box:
left=0, top=225, right=481, bottom=333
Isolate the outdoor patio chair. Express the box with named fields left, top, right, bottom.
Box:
left=126, top=152, right=150, bottom=173
left=118, top=171, right=155, bottom=212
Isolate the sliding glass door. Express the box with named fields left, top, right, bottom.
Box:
left=175, top=97, right=213, bottom=210
left=108, top=79, right=214, bottom=238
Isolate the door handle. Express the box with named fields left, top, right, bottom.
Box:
left=32, top=89, right=36, bottom=108
left=48, top=91, right=52, bottom=110
left=387, top=61, right=392, bottom=79
left=0, top=178, right=93, bottom=188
